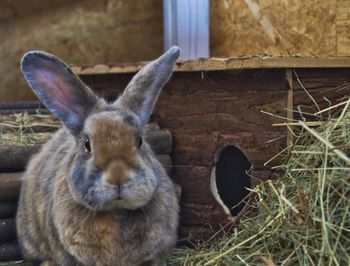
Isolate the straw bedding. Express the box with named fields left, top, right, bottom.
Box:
left=169, top=95, right=350, bottom=265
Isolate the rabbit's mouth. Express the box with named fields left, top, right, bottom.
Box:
left=103, top=196, right=148, bottom=211
left=68, top=155, right=158, bottom=212
left=94, top=182, right=155, bottom=211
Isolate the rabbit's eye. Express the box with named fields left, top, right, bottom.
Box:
left=137, top=135, right=143, bottom=148
left=84, top=136, right=91, bottom=152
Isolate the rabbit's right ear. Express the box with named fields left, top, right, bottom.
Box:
left=21, top=51, right=97, bottom=135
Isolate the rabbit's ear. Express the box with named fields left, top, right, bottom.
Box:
left=21, top=51, right=97, bottom=135
left=115, top=46, right=180, bottom=127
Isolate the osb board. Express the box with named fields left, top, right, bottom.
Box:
left=2, top=0, right=350, bottom=103
left=337, top=0, right=350, bottom=56
left=80, top=69, right=288, bottom=237
left=210, top=0, right=346, bottom=57
left=72, top=57, right=350, bottom=75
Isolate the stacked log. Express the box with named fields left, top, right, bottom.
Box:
left=0, top=102, right=174, bottom=262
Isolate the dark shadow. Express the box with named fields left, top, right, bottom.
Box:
left=215, top=145, right=251, bottom=216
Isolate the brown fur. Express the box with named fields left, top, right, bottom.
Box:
left=16, top=47, right=180, bottom=266
left=87, top=114, right=138, bottom=177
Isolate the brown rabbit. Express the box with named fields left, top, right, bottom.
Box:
left=16, top=47, right=180, bottom=266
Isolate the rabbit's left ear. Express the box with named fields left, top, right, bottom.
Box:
left=115, top=46, right=180, bottom=127
left=21, top=51, right=98, bottom=135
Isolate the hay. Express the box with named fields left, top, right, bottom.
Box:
left=169, top=97, right=350, bottom=265
left=0, top=112, right=58, bottom=145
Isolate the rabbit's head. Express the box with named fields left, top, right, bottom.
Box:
left=21, top=47, right=180, bottom=211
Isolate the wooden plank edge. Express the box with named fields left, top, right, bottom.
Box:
left=286, top=69, right=294, bottom=148
left=0, top=173, right=22, bottom=200
left=71, top=56, right=350, bottom=75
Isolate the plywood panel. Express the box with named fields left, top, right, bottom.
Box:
left=211, top=0, right=338, bottom=57
left=336, top=0, right=350, bottom=56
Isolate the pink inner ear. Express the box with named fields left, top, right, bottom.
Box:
left=34, top=68, right=84, bottom=123
left=37, top=69, right=70, bottom=100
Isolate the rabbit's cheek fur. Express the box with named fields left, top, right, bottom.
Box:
left=66, top=157, right=116, bottom=211
left=67, top=157, right=104, bottom=210
left=68, top=152, right=158, bottom=211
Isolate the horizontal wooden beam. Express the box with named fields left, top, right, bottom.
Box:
left=0, top=173, right=22, bottom=200
left=71, top=56, right=350, bottom=75
left=0, top=145, right=41, bottom=171
left=0, top=242, right=22, bottom=262
left=0, top=201, right=17, bottom=219
left=0, top=218, right=16, bottom=243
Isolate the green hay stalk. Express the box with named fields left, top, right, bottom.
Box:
left=0, top=112, right=58, bottom=145
left=169, top=97, right=350, bottom=265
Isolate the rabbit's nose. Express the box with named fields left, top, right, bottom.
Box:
left=114, top=183, right=125, bottom=200
left=104, top=161, right=130, bottom=186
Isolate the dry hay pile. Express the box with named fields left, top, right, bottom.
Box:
left=170, top=97, right=350, bottom=265
left=0, top=112, right=59, bottom=145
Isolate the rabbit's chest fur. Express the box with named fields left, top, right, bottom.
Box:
left=54, top=174, right=171, bottom=266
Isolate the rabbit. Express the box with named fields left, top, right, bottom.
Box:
left=16, top=46, right=180, bottom=266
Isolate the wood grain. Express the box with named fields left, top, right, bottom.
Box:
left=155, top=154, right=173, bottom=176
left=0, top=173, right=22, bottom=200
left=80, top=69, right=289, bottom=238
left=0, top=145, right=41, bottom=171
left=72, top=57, right=350, bottom=75
left=210, top=0, right=337, bottom=57
left=2, top=66, right=347, bottom=240
left=292, top=68, right=350, bottom=116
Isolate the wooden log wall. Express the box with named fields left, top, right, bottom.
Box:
left=77, top=69, right=289, bottom=239
left=75, top=64, right=350, bottom=239
left=0, top=106, right=57, bottom=263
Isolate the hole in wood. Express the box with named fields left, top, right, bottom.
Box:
left=211, top=145, right=252, bottom=216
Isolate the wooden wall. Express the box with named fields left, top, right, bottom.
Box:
left=1, top=63, right=350, bottom=245
left=77, top=69, right=288, bottom=238
left=1, top=0, right=349, bottom=102
left=75, top=63, right=350, bottom=238
left=211, top=0, right=350, bottom=57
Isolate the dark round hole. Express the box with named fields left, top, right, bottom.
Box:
left=215, top=145, right=251, bottom=216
